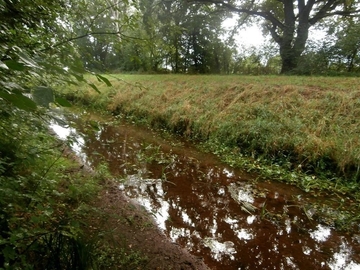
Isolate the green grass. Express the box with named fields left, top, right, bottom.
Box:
left=59, top=74, right=360, bottom=193
left=0, top=106, right=148, bottom=269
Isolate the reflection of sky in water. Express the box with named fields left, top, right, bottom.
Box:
left=120, top=164, right=360, bottom=269
left=328, top=239, right=360, bottom=270
left=302, top=245, right=312, bottom=255
left=217, top=187, right=226, bottom=195
left=247, top=215, right=256, bottom=224
left=123, top=175, right=169, bottom=231
left=170, top=227, right=191, bottom=242
left=285, top=257, right=297, bottom=268
left=137, top=194, right=170, bottom=231
left=223, top=168, right=234, bottom=178
left=50, top=122, right=87, bottom=164
left=308, top=225, right=360, bottom=269
left=181, top=211, right=194, bottom=227
left=310, top=224, right=331, bottom=242
left=237, top=189, right=254, bottom=203
left=228, top=183, right=255, bottom=204
left=285, top=218, right=291, bottom=234
left=235, top=228, right=254, bottom=241
left=203, top=238, right=237, bottom=261
left=224, top=215, right=255, bottom=241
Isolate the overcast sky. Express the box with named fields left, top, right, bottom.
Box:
left=222, top=17, right=327, bottom=48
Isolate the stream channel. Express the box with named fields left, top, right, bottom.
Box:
left=51, top=110, right=360, bottom=270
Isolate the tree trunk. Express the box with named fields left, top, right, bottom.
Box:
left=347, top=48, right=358, bottom=72
left=277, top=0, right=311, bottom=74
left=278, top=24, right=310, bottom=74
left=279, top=46, right=302, bottom=74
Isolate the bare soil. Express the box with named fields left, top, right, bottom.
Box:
left=94, top=183, right=210, bottom=270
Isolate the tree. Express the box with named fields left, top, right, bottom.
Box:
left=0, top=0, right=76, bottom=111
left=133, top=0, right=236, bottom=73
left=331, top=18, right=360, bottom=72
left=192, top=0, right=360, bottom=74
left=70, top=0, right=139, bottom=71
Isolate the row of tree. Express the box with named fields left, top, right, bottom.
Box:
left=72, top=0, right=235, bottom=73
left=1, top=0, right=358, bottom=76
left=69, top=0, right=360, bottom=75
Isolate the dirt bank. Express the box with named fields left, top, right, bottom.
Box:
left=94, top=183, right=210, bottom=270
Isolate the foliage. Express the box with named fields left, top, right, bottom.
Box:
left=192, top=0, right=360, bottom=74
left=328, top=17, right=360, bottom=73
left=71, top=0, right=238, bottom=74
left=295, top=19, right=360, bottom=75
left=0, top=0, right=152, bottom=268
left=0, top=107, right=148, bottom=268
left=0, top=109, right=81, bottom=268
left=233, top=43, right=281, bottom=75
left=70, top=0, right=140, bottom=72
left=63, top=0, right=360, bottom=75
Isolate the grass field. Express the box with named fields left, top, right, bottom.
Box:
left=60, top=74, right=360, bottom=193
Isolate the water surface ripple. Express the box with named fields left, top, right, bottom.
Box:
left=51, top=113, right=360, bottom=270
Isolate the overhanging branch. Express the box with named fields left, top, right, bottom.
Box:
left=309, top=0, right=360, bottom=25
left=86, top=1, right=123, bottom=35
left=41, top=31, right=144, bottom=52
left=190, top=0, right=285, bottom=30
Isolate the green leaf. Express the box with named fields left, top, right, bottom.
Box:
left=42, top=62, right=68, bottom=75
left=18, top=52, right=41, bottom=69
left=0, top=91, right=37, bottom=111
left=55, top=97, right=72, bottom=107
left=88, top=120, right=100, bottom=131
left=32, top=86, right=54, bottom=108
left=2, top=246, right=16, bottom=260
left=4, top=60, right=25, bottom=71
left=51, top=115, right=68, bottom=127
left=63, top=79, right=78, bottom=86
left=96, top=74, right=112, bottom=87
left=0, top=60, right=8, bottom=69
left=88, top=83, right=101, bottom=93
left=71, top=72, right=85, bottom=82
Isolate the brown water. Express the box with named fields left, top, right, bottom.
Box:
left=51, top=112, right=360, bottom=270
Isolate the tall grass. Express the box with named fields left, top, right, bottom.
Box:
left=60, top=74, right=360, bottom=182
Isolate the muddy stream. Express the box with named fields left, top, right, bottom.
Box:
left=51, top=111, right=360, bottom=270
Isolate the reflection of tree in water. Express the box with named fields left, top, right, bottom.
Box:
left=67, top=116, right=360, bottom=270
left=75, top=122, right=147, bottom=175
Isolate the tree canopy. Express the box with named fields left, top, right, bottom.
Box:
left=192, top=0, right=360, bottom=73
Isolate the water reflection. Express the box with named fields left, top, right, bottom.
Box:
left=203, top=238, right=237, bottom=261
left=49, top=116, right=88, bottom=165
left=51, top=113, right=360, bottom=269
left=310, top=225, right=331, bottom=242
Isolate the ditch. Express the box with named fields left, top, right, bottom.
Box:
left=51, top=109, right=360, bottom=269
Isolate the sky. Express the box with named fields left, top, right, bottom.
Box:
left=222, top=17, right=327, bottom=48
left=222, top=17, right=265, bottom=47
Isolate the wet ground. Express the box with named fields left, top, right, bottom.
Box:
left=51, top=111, right=360, bottom=270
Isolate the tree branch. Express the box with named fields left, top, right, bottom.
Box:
left=86, top=1, right=122, bottom=35
left=41, top=31, right=144, bottom=52
left=309, top=0, right=360, bottom=25
left=267, top=24, right=282, bottom=44
left=190, top=0, right=285, bottom=30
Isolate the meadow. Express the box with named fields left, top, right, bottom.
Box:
left=61, top=74, right=360, bottom=195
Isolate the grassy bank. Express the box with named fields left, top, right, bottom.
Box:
left=0, top=108, right=149, bottom=268
left=60, top=74, right=360, bottom=195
